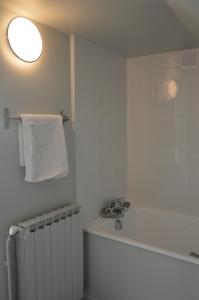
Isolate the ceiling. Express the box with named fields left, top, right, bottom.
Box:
left=0, top=0, right=199, bottom=57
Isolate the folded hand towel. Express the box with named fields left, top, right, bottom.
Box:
left=18, top=114, right=69, bottom=182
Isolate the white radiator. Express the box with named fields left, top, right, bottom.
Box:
left=6, top=204, right=83, bottom=300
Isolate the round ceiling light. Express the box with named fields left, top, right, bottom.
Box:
left=7, top=17, right=42, bottom=63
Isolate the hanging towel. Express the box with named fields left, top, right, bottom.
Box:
left=18, top=114, right=69, bottom=182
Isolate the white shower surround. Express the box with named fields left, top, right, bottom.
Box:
left=127, top=48, right=199, bottom=216
left=85, top=207, right=199, bottom=300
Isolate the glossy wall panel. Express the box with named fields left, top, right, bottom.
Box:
left=127, top=49, right=199, bottom=216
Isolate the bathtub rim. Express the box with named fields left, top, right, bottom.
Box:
left=84, top=214, right=199, bottom=266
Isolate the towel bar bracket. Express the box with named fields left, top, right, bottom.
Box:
left=3, top=108, right=69, bottom=130
left=4, top=108, right=10, bottom=129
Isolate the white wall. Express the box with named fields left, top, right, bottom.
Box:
left=0, top=6, right=75, bottom=299
left=127, top=49, right=199, bottom=217
left=74, top=36, right=126, bottom=224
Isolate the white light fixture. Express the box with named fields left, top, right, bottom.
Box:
left=7, top=17, right=42, bottom=63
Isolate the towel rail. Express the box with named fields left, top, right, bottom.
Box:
left=3, top=108, right=69, bottom=129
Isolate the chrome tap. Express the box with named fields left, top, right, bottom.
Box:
left=100, top=198, right=130, bottom=219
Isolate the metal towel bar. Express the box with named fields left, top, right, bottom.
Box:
left=3, top=108, right=70, bottom=129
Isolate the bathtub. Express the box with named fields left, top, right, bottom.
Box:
left=84, top=207, right=199, bottom=300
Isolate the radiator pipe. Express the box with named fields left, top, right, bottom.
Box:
left=6, top=226, right=20, bottom=300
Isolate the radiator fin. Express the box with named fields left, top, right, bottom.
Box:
left=58, top=219, right=67, bottom=300
left=51, top=222, right=60, bottom=299
left=25, top=233, right=37, bottom=300
left=78, top=211, right=84, bottom=299
left=43, top=225, right=53, bottom=300
left=65, top=215, right=73, bottom=299
left=35, top=229, right=45, bottom=300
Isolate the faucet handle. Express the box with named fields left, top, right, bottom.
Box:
left=110, top=197, right=124, bottom=209
left=115, top=198, right=131, bottom=210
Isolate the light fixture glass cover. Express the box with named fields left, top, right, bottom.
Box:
left=7, top=17, right=42, bottom=62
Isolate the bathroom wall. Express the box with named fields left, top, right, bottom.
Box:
left=74, top=36, right=126, bottom=224
left=127, top=49, right=199, bottom=217
left=0, top=5, right=75, bottom=299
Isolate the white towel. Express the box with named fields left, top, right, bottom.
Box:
left=18, top=114, right=69, bottom=182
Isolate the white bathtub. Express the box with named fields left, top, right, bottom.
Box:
left=84, top=207, right=199, bottom=300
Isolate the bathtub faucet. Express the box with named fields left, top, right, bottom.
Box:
left=100, top=198, right=130, bottom=219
